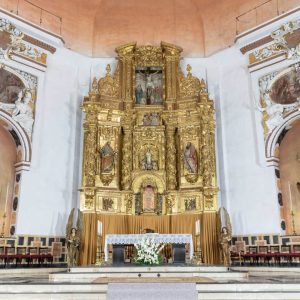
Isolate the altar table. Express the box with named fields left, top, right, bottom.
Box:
left=104, top=233, right=194, bottom=262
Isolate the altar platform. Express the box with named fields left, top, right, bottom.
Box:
left=49, top=265, right=247, bottom=283
left=1, top=266, right=300, bottom=299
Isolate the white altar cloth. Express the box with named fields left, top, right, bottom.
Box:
left=104, top=234, right=193, bottom=261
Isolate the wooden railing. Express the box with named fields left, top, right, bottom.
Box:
left=0, top=0, right=62, bottom=36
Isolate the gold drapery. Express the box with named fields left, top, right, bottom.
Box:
left=80, top=212, right=219, bottom=265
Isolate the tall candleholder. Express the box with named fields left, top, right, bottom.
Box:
left=95, top=235, right=104, bottom=266
left=195, top=233, right=203, bottom=265
left=291, top=210, right=297, bottom=236
left=0, top=212, right=6, bottom=238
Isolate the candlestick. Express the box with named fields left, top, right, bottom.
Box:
left=95, top=235, right=104, bottom=266
left=97, top=220, right=102, bottom=236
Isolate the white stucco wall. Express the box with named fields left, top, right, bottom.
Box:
left=208, top=47, right=280, bottom=235
left=16, top=48, right=91, bottom=236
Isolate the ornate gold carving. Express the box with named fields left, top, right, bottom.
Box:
left=135, top=45, right=163, bottom=67
left=178, top=65, right=201, bottom=99
left=84, top=188, right=95, bottom=210
left=184, top=197, right=196, bottom=211
left=83, top=125, right=97, bottom=187
left=102, top=198, right=114, bottom=211
left=124, top=193, right=133, bottom=214
left=121, top=126, right=132, bottom=190
left=166, top=126, right=177, bottom=190
left=98, top=64, right=120, bottom=98
left=81, top=42, right=218, bottom=214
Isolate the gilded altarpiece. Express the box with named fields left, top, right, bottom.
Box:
left=80, top=42, right=218, bottom=216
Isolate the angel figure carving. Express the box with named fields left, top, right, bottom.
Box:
left=66, top=208, right=84, bottom=268
left=217, top=207, right=232, bottom=267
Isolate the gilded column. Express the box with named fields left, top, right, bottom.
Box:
left=83, top=124, right=97, bottom=187
left=199, top=96, right=218, bottom=210
left=161, top=42, right=182, bottom=110
left=115, top=43, right=135, bottom=110
left=166, top=126, right=177, bottom=190
left=121, top=126, right=132, bottom=190
left=81, top=81, right=99, bottom=210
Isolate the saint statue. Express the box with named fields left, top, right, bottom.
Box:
left=183, top=142, right=198, bottom=173
left=65, top=208, right=83, bottom=268
left=219, top=227, right=232, bottom=267
left=100, top=142, right=115, bottom=173
left=9, top=89, right=34, bottom=138
left=67, top=228, right=80, bottom=267
left=141, top=149, right=157, bottom=170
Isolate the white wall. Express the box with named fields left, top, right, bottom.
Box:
left=16, top=48, right=91, bottom=236
left=207, top=47, right=280, bottom=235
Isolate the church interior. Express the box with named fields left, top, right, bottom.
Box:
left=0, top=0, right=300, bottom=299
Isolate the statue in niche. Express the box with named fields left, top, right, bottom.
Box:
left=135, top=67, right=163, bottom=105
left=143, top=113, right=160, bottom=126
left=11, top=90, right=34, bottom=138
left=183, top=142, right=198, bottom=173
left=141, top=149, right=158, bottom=170
left=99, top=142, right=116, bottom=173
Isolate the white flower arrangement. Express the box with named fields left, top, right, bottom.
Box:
left=134, top=236, right=164, bottom=265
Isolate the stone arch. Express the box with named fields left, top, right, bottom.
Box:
left=0, top=64, right=34, bottom=170
left=0, top=107, right=31, bottom=171
left=265, top=109, right=300, bottom=167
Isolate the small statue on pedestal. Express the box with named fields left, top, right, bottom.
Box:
left=66, top=208, right=84, bottom=268
left=67, top=228, right=80, bottom=267
left=219, top=226, right=231, bottom=267
left=217, top=207, right=232, bottom=267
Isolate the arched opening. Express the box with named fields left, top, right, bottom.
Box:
left=279, top=119, right=300, bottom=234
left=0, top=125, right=17, bottom=236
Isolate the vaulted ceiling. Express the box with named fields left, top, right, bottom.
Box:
left=1, top=0, right=299, bottom=57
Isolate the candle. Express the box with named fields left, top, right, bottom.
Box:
left=195, top=220, right=200, bottom=235
left=97, top=220, right=102, bottom=236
